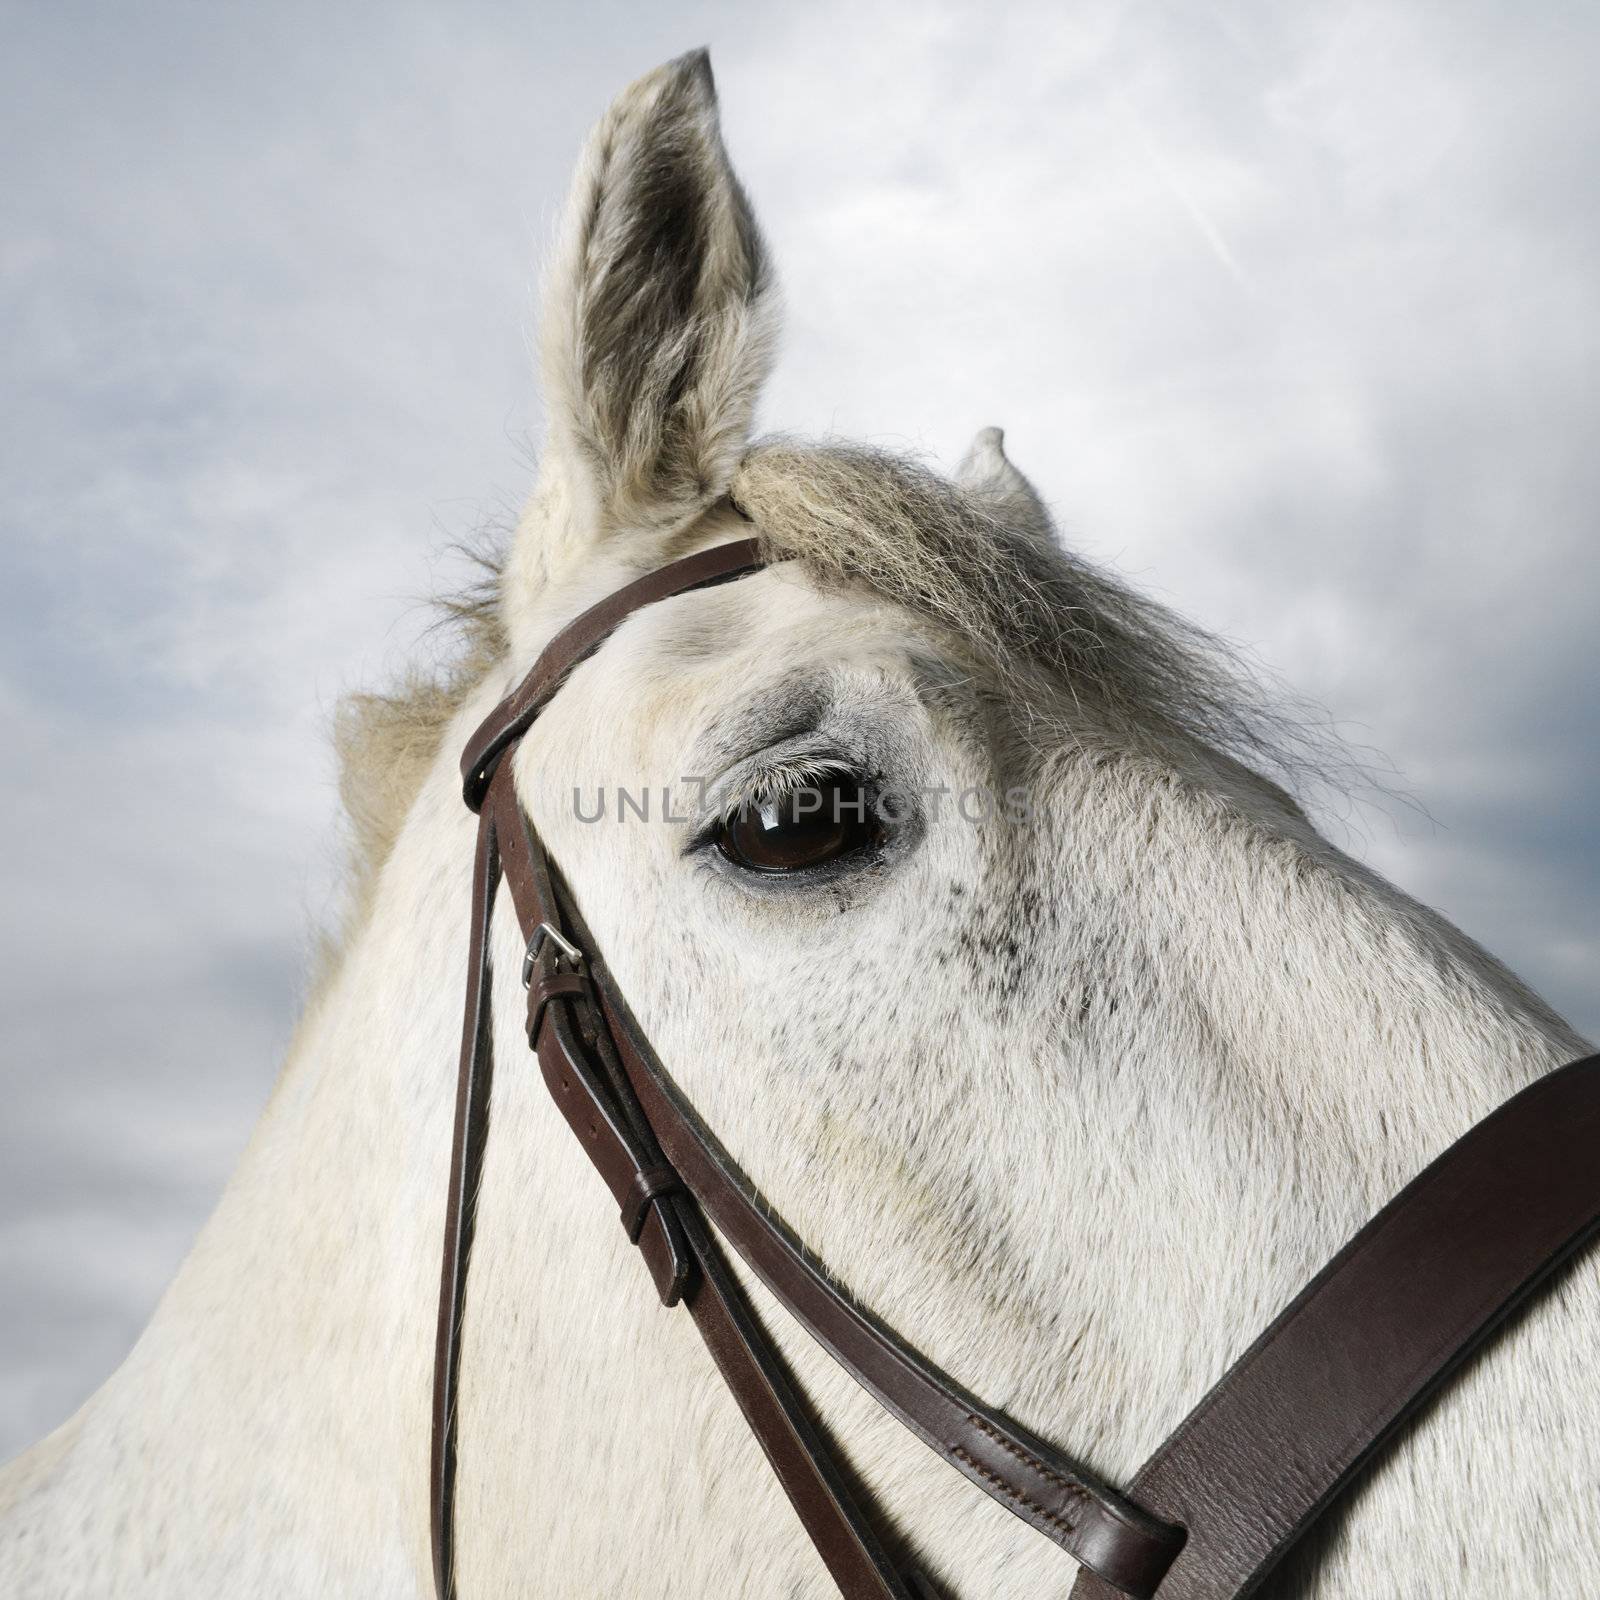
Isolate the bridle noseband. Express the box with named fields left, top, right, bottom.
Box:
left=432, top=538, right=1600, bottom=1600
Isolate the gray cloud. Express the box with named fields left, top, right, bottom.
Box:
left=2, top=0, right=1596, bottom=1457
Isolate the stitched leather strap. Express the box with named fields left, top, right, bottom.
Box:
left=433, top=539, right=1181, bottom=1597
left=434, top=541, right=933, bottom=1600
left=499, top=788, right=1181, bottom=1595
left=434, top=762, right=925, bottom=1600
left=1066, top=1049, right=1600, bottom=1600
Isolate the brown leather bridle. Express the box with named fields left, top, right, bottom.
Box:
left=431, top=537, right=1600, bottom=1600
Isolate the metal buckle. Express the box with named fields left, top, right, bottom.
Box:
left=521, top=922, right=585, bottom=990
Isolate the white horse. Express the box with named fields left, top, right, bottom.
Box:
left=2, top=49, right=1594, bottom=1600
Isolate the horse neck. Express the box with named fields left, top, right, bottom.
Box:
left=0, top=683, right=501, bottom=1600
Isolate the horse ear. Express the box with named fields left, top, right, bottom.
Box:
left=513, top=50, right=778, bottom=606
left=957, top=427, right=1055, bottom=543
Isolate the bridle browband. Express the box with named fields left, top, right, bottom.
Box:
left=432, top=537, right=1600, bottom=1600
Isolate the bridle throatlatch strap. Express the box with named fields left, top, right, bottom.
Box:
left=430, top=535, right=1600, bottom=1600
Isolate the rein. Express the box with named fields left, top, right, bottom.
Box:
left=431, top=538, right=1600, bottom=1599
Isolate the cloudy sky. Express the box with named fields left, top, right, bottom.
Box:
left=3, top=0, right=1596, bottom=1458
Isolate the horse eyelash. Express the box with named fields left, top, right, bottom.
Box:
left=683, top=758, right=862, bottom=852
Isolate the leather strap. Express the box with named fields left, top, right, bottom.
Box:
left=460, top=535, right=765, bottom=810
left=430, top=800, right=500, bottom=1600
left=448, top=541, right=1188, bottom=1592
left=433, top=534, right=1600, bottom=1600
left=508, top=776, right=926, bottom=1596
left=578, top=942, right=1183, bottom=1596
left=435, top=540, right=1179, bottom=1595
left=435, top=540, right=933, bottom=1600
left=434, top=759, right=927, bottom=1600
left=1066, top=1049, right=1600, bottom=1600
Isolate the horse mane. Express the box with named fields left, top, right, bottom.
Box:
left=732, top=442, right=1331, bottom=781
left=326, top=552, right=505, bottom=962
left=327, top=440, right=1343, bottom=961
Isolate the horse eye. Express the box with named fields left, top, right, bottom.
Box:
left=715, top=776, right=880, bottom=874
